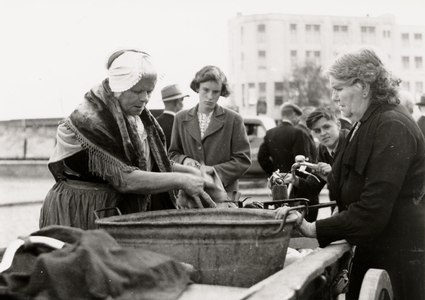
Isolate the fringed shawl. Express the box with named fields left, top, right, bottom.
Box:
left=52, top=79, right=177, bottom=212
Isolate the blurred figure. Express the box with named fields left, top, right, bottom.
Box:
left=297, top=105, right=319, bottom=151
left=416, top=94, right=425, bottom=137
left=398, top=89, right=414, bottom=115
left=156, top=84, right=187, bottom=147
left=168, top=66, right=251, bottom=198
left=258, top=103, right=316, bottom=176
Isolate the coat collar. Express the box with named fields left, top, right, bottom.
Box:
left=183, top=104, right=226, bottom=141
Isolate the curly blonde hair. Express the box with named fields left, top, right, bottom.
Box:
left=324, top=47, right=401, bottom=105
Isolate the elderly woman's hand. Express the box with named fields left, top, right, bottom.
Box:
left=183, top=157, right=201, bottom=169
left=274, top=206, right=317, bottom=238
left=200, top=165, right=214, bottom=175
left=314, top=162, right=332, bottom=181
left=179, top=174, right=217, bottom=209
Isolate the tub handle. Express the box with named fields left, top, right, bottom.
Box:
left=93, top=207, right=122, bottom=220
left=261, top=205, right=306, bottom=237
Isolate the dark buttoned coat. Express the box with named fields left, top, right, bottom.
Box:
left=156, top=111, right=174, bottom=148
left=257, top=121, right=316, bottom=175
left=168, top=104, right=251, bottom=193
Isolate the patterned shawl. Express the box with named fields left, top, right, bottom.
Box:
left=60, top=79, right=177, bottom=212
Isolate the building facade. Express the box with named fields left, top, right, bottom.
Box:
left=228, top=13, right=425, bottom=119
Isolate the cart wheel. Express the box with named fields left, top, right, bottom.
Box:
left=359, top=268, right=393, bottom=300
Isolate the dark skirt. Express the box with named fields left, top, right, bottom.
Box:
left=39, top=180, right=122, bottom=230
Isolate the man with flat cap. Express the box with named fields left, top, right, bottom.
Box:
left=156, top=84, right=188, bottom=148
left=258, top=102, right=316, bottom=176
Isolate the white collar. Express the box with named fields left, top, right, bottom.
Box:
left=326, top=140, right=339, bottom=156
left=163, top=110, right=176, bottom=116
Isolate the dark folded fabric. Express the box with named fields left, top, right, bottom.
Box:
left=0, top=226, right=191, bottom=300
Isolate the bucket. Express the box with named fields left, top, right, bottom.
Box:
left=95, top=208, right=296, bottom=287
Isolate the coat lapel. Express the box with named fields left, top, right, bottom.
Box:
left=203, top=105, right=225, bottom=140
left=183, top=106, right=202, bottom=143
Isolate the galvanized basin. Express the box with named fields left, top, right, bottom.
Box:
left=95, top=208, right=296, bottom=287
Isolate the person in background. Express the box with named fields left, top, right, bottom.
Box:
left=290, top=107, right=349, bottom=215
left=40, top=49, right=216, bottom=230
left=156, top=84, right=187, bottom=148
left=333, top=105, right=352, bottom=130
left=258, top=103, right=316, bottom=176
left=415, top=94, right=425, bottom=137
left=398, top=89, right=414, bottom=115
left=276, top=47, right=425, bottom=299
left=168, top=66, right=251, bottom=198
left=297, top=105, right=318, bottom=153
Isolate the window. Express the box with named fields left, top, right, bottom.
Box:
left=242, top=84, right=245, bottom=107
left=415, top=57, right=423, bottom=69
left=402, top=81, right=410, bottom=91
left=258, top=24, right=266, bottom=32
left=257, top=24, right=266, bottom=42
left=306, top=24, right=321, bottom=43
left=258, top=51, right=266, bottom=69
left=402, top=56, right=410, bottom=69
left=274, top=82, right=284, bottom=106
left=383, top=30, right=391, bottom=38
left=334, top=25, right=349, bottom=42
left=290, top=50, right=297, bottom=66
left=305, top=51, right=321, bottom=65
left=401, top=33, right=409, bottom=46
left=248, top=83, right=256, bottom=105
left=290, top=23, right=297, bottom=42
left=416, top=82, right=423, bottom=94
left=361, top=26, right=376, bottom=44
left=241, top=27, right=244, bottom=44
left=414, top=33, right=423, bottom=46
left=259, top=82, right=267, bottom=103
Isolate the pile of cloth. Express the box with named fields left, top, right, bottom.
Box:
left=0, top=226, right=192, bottom=300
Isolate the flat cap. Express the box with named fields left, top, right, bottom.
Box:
left=280, top=103, right=302, bottom=116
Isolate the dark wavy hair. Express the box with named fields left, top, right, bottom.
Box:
left=324, top=47, right=401, bottom=105
left=306, top=107, right=339, bottom=130
left=190, top=66, right=231, bottom=97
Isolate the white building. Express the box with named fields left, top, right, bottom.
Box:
left=228, top=13, right=425, bottom=119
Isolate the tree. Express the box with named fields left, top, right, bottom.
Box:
left=283, top=61, right=332, bottom=107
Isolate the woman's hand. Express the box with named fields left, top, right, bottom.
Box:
left=179, top=173, right=217, bottom=208
left=275, top=206, right=317, bottom=238
left=200, top=165, right=214, bottom=175
left=314, top=162, right=332, bottom=181
left=183, top=157, right=201, bottom=169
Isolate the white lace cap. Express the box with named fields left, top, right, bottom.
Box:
left=107, top=51, right=151, bottom=92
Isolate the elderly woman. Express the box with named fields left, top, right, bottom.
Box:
left=276, top=47, right=425, bottom=299
left=40, top=49, right=216, bottom=230
left=168, top=66, right=251, bottom=198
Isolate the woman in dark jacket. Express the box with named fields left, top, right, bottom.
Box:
left=276, top=47, right=425, bottom=300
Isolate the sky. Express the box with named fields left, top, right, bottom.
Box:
left=0, top=0, right=424, bottom=121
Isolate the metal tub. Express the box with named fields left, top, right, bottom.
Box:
left=95, top=208, right=296, bottom=287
